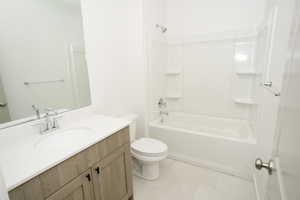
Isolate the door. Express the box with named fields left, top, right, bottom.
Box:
left=46, top=170, right=94, bottom=200
left=258, top=2, right=300, bottom=200
left=92, top=145, right=133, bottom=200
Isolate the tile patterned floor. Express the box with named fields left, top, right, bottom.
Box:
left=133, top=159, right=256, bottom=200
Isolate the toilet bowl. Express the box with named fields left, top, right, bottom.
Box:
left=131, top=137, right=168, bottom=180
left=122, top=114, right=168, bottom=180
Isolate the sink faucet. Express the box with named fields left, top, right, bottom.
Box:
left=45, top=108, right=60, bottom=129
left=34, top=108, right=62, bottom=134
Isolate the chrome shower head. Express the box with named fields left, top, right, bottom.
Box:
left=156, top=24, right=167, bottom=33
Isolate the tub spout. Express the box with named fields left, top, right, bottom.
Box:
left=159, top=111, right=168, bottom=123
left=160, top=111, right=169, bottom=116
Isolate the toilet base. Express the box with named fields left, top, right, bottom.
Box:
left=132, top=159, right=160, bottom=180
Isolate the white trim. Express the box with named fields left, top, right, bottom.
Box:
left=264, top=5, right=279, bottom=82
left=234, top=98, right=256, bottom=105
left=253, top=173, right=262, bottom=200
left=274, top=157, right=287, bottom=200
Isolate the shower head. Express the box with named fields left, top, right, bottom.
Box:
left=156, top=24, right=167, bottom=33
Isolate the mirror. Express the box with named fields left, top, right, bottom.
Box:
left=0, top=0, right=91, bottom=125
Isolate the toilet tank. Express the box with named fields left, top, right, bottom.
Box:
left=122, top=114, right=138, bottom=142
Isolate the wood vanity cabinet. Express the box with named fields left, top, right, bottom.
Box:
left=8, top=127, right=133, bottom=200
left=45, top=169, right=94, bottom=200
left=92, top=145, right=133, bottom=200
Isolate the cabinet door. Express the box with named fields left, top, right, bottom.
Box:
left=46, top=170, right=94, bottom=200
left=92, top=145, right=133, bottom=200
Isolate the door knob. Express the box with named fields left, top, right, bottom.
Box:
left=255, top=158, right=275, bottom=175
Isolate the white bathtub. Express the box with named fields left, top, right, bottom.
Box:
left=149, top=113, right=256, bottom=179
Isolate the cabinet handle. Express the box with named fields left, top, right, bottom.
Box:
left=95, top=167, right=100, bottom=174
left=86, top=174, right=91, bottom=182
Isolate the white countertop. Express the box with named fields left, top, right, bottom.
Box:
left=0, top=111, right=130, bottom=191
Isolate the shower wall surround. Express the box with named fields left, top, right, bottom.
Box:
left=165, top=38, right=256, bottom=119
left=148, top=0, right=267, bottom=121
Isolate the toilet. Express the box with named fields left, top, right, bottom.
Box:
left=123, top=114, right=168, bottom=180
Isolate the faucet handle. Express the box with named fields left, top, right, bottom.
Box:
left=32, top=104, right=39, bottom=110
left=32, top=105, right=41, bottom=119
left=52, top=116, right=63, bottom=129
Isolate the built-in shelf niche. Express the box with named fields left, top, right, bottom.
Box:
left=166, top=93, right=181, bottom=99
left=236, top=71, right=257, bottom=76
left=165, top=44, right=182, bottom=102
left=234, top=39, right=256, bottom=80
left=165, top=71, right=181, bottom=75
left=234, top=98, right=255, bottom=105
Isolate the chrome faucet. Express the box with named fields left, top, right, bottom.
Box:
left=45, top=108, right=60, bottom=129
left=159, top=111, right=169, bottom=123
left=32, top=105, right=41, bottom=119
left=158, top=98, right=168, bottom=123
left=34, top=108, right=62, bottom=134
left=160, top=111, right=169, bottom=116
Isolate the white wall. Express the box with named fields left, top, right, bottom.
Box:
left=0, top=0, right=85, bottom=120
left=81, top=0, right=147, bottom=137
left=160, top=0, right=266, bottom=119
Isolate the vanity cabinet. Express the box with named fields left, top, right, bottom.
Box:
left=92, top=145, right=133, bottom=200
left=46, top=170, right=93, bottom=200
left=8, top=127, right=133, bottom=200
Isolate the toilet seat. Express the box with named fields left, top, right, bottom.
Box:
left=131, top=138, right=168, bottom=157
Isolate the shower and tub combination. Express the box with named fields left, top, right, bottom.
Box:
left=149, top=111, right=256, bottom=179
left=147, top=20, right=260, bottom=180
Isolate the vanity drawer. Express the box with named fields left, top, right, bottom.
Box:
left=9, top=127, right=130, bottom=200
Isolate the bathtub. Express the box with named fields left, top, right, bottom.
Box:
left=149, top=112, right=256, bottom=179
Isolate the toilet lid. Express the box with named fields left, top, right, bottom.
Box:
left=131, top=138, right=168, bottom=157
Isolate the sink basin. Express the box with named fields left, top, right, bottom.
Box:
left=35, top=127, right=97, bottom=153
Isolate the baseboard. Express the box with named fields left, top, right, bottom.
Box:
left=167, top=153, right=252, bottom=181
